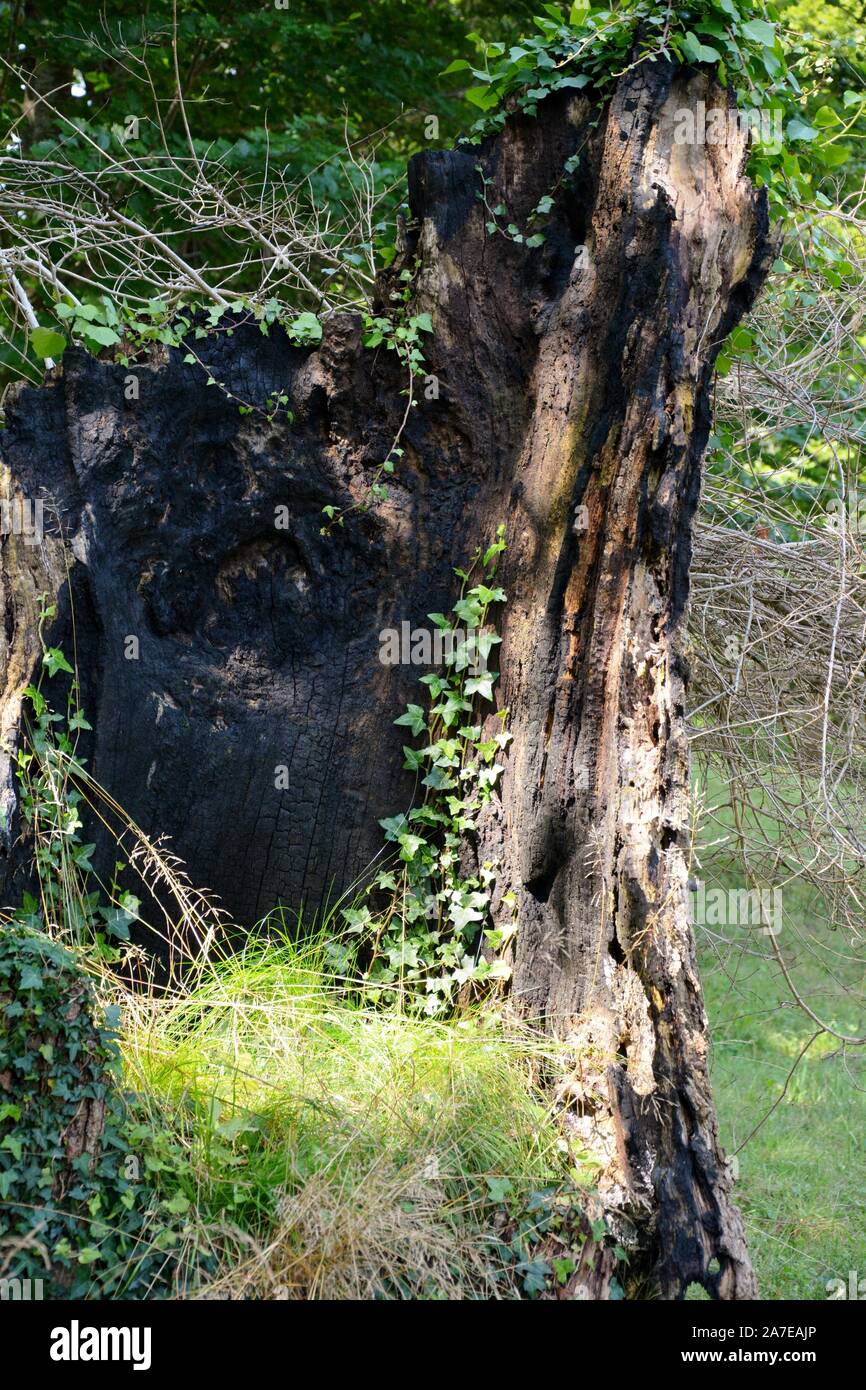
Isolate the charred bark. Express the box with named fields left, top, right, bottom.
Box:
left=0, top=61, right=772, bottom=1296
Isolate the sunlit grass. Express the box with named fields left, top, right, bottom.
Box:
left=120, top=927, right=569, bottom=1298
left=696, top=769, right=866, bottom=1300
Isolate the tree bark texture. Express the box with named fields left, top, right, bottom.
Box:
left=0, top=61, right=772, bottom=1296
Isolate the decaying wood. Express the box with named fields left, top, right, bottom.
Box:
left=0, top=60, right=771, bottom=1296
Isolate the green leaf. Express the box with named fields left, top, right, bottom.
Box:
left=815, top=143, right=851, bottom=169
left=163, top=1193, right=191, bottom=1215
left=440, top=58, right=472, bottom=75
left=288, top=311, right=322, bottom=345
left=394, top=704, right=426, bottom=736
left=100, top=908, right=133, bottom=940
left=398, top=831, right=426, bottom=861
left=421, top=765, right=455, bottom=790
left=813, top=105, right=842, bottom=128
left=42, top=642, right=74, bottom=675
left=486, top=1176, right=512, bottom=1203
left=466, top=85, right=501, bottom=111
left=379, top=813, right=409, bottom=840
left=453, top=596, right=484, bottom=626
left=31, top=327, right=67, bottom=360
left=465, top=673, right=496, bottom=701
left=786, top=118, right=818, bottom=142
left=78, top=323, right=121, bottom=347
left=402, top=745, right=424, bottom=772
left=740, top=18, right=776, bottom=47
left=73, top=842, right=96, bottom=872
left=450, top=901, right=483, bottom=931
left=728, top=326, right=754, bottom=355
left=681, top=31, right=721, bottom=64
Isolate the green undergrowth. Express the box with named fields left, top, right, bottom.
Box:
left=118, top=928, right=594, bottom=1299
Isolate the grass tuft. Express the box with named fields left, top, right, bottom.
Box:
left=120, top=928, right=569, bottom=1299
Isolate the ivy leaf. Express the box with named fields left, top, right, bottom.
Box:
left=342, top=905, right=372, bottom=931
left=486, top=1176, right=512, bottom=1203
left=23, top=685, right=46, bottom=718
left=1, top=1135, right=23, bottom=1161
left=100, top=907, right=134, bottom=940
left=450, top=901, right=483, bottom=931
left=288, top=311, right=322, bottom=345
left=379, top=813, right=409, bottom=840
left=73, top=843, right=96, bottom=873
left=472, top=584, right=506, bottom=605
left=453, top=596, right=484, bottom=626
left=465, top=673, right=497, bottom=701
left=43, top=647, right=74, bottom=678
left=398, top=832, right=426, bottom=861
left=394, top=704, right=426, bottom=736
left=421, top=765, right=455, bottom=791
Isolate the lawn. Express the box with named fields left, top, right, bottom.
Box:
left=696, top=769, right=866, bottom=1300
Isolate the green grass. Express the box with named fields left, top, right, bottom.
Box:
left=120, top=930, right=570, bottom=1298
left=108, top=766, right=866, bottom=1301
left=696, top=770, right=866, bottom=1300
left=123, top=880, right=865, bottom=1299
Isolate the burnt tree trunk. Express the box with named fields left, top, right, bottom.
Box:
left=0, top=62, right=771, bottom=1297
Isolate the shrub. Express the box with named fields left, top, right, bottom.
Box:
left=0, top=924, right=187, bottom=1297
